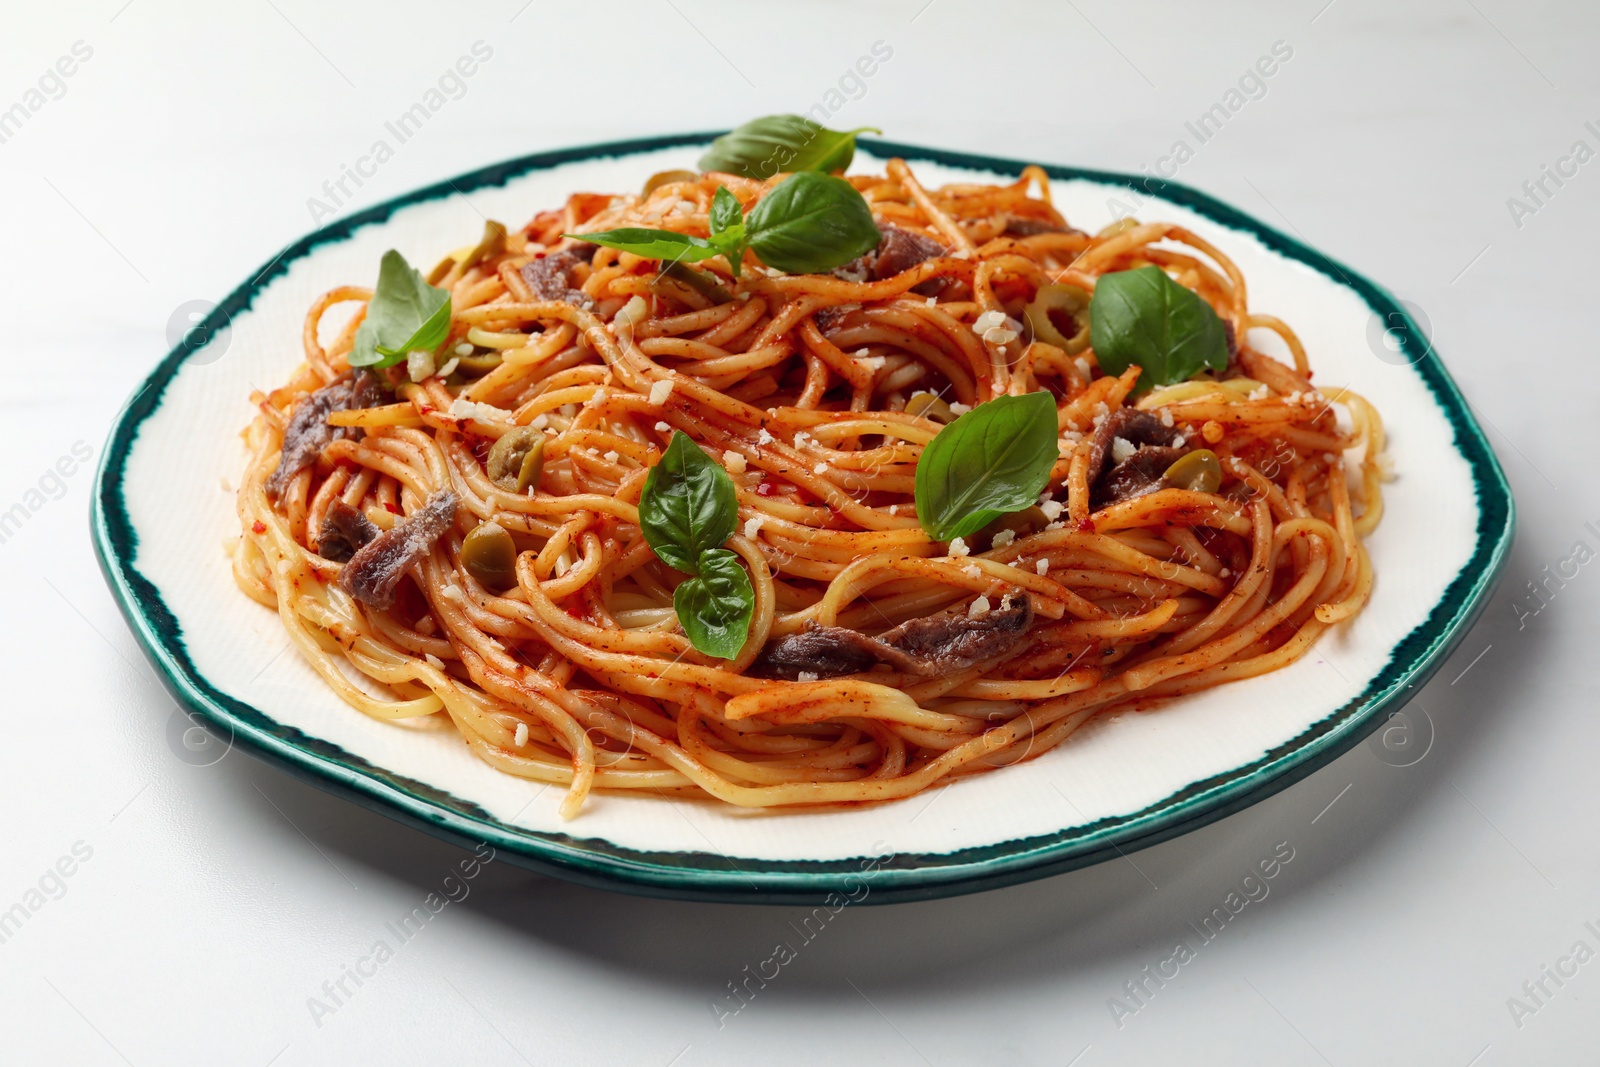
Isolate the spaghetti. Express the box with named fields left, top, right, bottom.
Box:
left=233, top=158, right=1386, bottom=818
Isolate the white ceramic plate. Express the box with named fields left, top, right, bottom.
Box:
left=93, top=135, right=1514, bottom=903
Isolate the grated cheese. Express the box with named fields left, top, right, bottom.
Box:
left=654, top=421, right=671, bottom=433
left=757, top=428, right=775, bottom=445
left=649, top=378, right=675, bottom=406
left=992, top=529, right=1016, bottom=548
left=514, top=723, right=529, bottom=747
left=1039, top=500, right=1064, bottom=521
left=973, top=310, right=1008, bottom=334
left=969, top=596, right=991, bottom=616
left=723, top=450, right=747, bottom=473
left=813, top=462, right=829, bottom=475
left=407, top=350, right=436, bottom=383
left=603, top=450, right=620, bottom=464
left=743, top=516, right=764, bottom=539
left=949, top=537, right=970, bottom=557
left=1111, top=436, right=1136, bottom=464
left=450, top=398, right=504, bottom=423
left=798, top=671, right=819, bottom=683
left=1035, top=559, right=1050, bottom=576
left=948, top=402, right=972, bottom=416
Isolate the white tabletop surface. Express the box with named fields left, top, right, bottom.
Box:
left=3, top=1, right=1595, bottom=1064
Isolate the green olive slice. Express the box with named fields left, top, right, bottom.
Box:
left=459, top=220, right=507, bottom=273
left=642, top=169, right=700, bottom=197
left=1163, top=449, right=1222, bottom=493
left=975, top=505, right=1048, bottom=548
left=454, top=351, right=504, bottom=377
left=1023, top=284, right=1091, bottom=354
left=486, top=427, right=545, bottom=492
left=460, top=521, right=518, bottom=590
left=650, top=260, right=732, bottom=306
left=904, top=391, right=955, bottom=424
left=514, top=440, right=545, bottom=493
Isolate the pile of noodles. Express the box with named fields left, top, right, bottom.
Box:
left=234, top=159, right=1385, bottom=817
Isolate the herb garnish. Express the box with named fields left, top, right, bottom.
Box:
left=698, top=115, right=880, bottom=179
left=349, top=250, right=452, bottom=370
left=1088, top=266, right=1229, bottom=392
left=568, top=172, right=880, bottom=279
left=913, top=392, right=1060, bottom=542
left=638, top=433, right=754, bottom=660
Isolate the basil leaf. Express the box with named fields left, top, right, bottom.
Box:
left=709, top=185, right=743, bottom=238
left=744, top=172, right=881, bottom=275
left=1089, top=266, right=1229, bottom=392
left=706, top=186, right=747, bottom=277
left=914, top=391, right=1060, bottom=542
left=638, top=432, right=738, bottom=575
left=350, top=250, right=453, bottom=369
left=698, top=115, right=881, bottom=179
left=564, top=227, right=720, bottom=265
left=673, top=548, right=754, bottom=660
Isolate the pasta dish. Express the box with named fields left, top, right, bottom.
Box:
left=232, top=117, right=1385, bottom=818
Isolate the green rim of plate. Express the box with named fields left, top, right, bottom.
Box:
left=91, top=133, right=1515, bottom=905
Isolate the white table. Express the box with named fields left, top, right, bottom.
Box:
left=3, top=2, right=1594, bottom=1063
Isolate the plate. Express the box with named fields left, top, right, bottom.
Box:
left=92, top=134, right=1514, bottom=904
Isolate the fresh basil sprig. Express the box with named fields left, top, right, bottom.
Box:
left=568, top=172, right=879, bottom=279
left=638, top=432, right=754, bottom=660
left=914, top=392, right=1060, bottom=542
left=743, top=172, right=881, bottom=274
left=698, top=115, right=880, bottom=179
left=674, top=548, right=754, bottom=661
left=1089, top=266, right=1229, bottom=392
left=350, top=250, right=452, bottom=369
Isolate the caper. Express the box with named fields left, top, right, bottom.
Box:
left=1023, top=284, right=1091, bottom=354
left=642, top=169, right=700, bottom=197
left=905, top=391, right=955, bottom=424
left=650, top=260, right=732, bottom=305
left=1163, top=449, right=1222, bottom=493
left=461, top=521, right=518, bottom=589
left=486, top=427, right=545, bottom=492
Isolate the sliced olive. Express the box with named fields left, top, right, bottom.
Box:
left=975, top=505, right=1048, bottom=548
left=426, top=221, right=507, bottom=286
left=514, top=441, right=545, bottom=492
left=461, top=521, right=518, bottom=589
left=905, top=391, right=955, bottom=424
left=459, top=220, right=507, bottom=273
left=651, top=260, right=732, bottom=306
left=642, top=169, right=700, bottom=197
left=486, top=427, right=546, bottom=492
left=426, top=255, right=456, bottom=286
left=1163, top=449, right=1222, bottom=493
left=1096, top=217, right=1140, bottom=239
left=1023, top=284, right=1091, bottom=354
left=455, top=350, right=505, bottom=377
